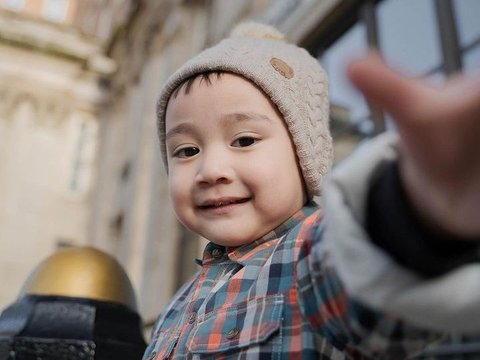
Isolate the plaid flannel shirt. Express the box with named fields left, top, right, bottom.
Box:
left=143, top=202, right=454, bottom=359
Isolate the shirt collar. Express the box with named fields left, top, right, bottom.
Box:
left=197, top=201, right=318, bottom=266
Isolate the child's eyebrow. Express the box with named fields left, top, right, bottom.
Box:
left=165, top=122, right=196, bottom=142
left=166, top=112, right=272, bottom=142
left=222, top=112, right=273, bottom=124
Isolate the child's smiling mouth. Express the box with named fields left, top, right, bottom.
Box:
left=197, top=197, right=251, bottom=214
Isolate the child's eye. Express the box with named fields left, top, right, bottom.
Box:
left=232, top=136, right=258, bottom=148
left=173, top=147, right=200, bottom=158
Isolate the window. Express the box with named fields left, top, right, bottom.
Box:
left=464, top=45, right=480, bottom=73
left=2, top=0, right=24, bottom=11
left=454, top=0, right=480, bottom=48
left=310, top=0, right=478, bottom=161
left=68, top=118, right=97, bottom=197
left=377, top=0, right=442, bottom=76
left=453, top=0, right=480, bottom=73
left=321, top=23, right=369, bottom=125
left=42, top=0, right=70, bottom=22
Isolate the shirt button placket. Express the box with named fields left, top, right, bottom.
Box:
left=188, top=312, right=197, bottom=324
left=212, top=248, right=224, bottom=260
left=226, top=328, right=240, bottom=340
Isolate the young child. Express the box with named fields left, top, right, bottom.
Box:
left=143, top=23, right=480, bottom=359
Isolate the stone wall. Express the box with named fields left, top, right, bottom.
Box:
left=0, top=8, right=113, bottom=309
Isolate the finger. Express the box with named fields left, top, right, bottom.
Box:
left=443, top=73, right=480, bottom=120
left=347, top=51, right=421, bottom=120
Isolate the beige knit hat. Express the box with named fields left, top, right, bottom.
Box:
left=157, top=22, right=332, bottom=197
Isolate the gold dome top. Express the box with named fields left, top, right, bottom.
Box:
left=20, top=246, right=138, bottom=311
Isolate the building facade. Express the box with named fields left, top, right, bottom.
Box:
left=0, top=0, right=123, bottom=309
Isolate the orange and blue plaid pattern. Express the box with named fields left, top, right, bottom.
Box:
left=143, top=203, right=442, bottom=359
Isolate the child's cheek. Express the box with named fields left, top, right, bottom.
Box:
left=168, top=172, right=183, bottom=208
left=168, top=169, right=193, bottom=222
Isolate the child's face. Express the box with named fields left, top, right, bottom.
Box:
left=165, top=73, right=306, bottom=247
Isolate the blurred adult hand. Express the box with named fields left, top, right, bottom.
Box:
left=348, top=52, right=480, bottom=238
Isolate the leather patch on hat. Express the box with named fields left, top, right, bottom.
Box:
left=270, top=58, right=294, bottom=79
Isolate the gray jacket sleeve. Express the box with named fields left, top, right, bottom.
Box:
left=322, top=133, right=480, bottom=333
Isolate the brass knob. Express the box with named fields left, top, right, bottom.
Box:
left=20, top=246, right=137, bottom=311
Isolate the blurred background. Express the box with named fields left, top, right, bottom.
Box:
left=0, top=0, right=479, bottom=336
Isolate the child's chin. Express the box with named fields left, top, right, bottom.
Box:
left=208, top=235, right=254, bottom=248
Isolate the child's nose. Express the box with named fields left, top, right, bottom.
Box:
left=195, top=151, right=233, bottom=186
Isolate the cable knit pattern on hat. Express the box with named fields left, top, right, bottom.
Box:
left=157, top=22, right=332, bottom=197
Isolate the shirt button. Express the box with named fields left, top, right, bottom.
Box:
left=226, top=328, right=240, bottom=339
left=212, top=248, right=223, bottom=259
left=188, top=312, right=197, bottom=324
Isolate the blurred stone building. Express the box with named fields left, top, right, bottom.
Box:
left=0, top=0, right=126, bottom=311
left=1, top=0, right=478, bottom=335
